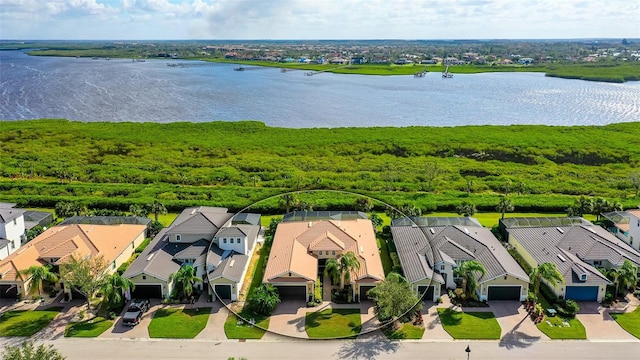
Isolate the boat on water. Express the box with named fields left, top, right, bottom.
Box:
left=442, top=65, right=453, bottom=78
left=234, top=67, right=245, bottom=71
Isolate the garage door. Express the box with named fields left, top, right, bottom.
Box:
left=132, top=285, right=162, bottom=299
left=418, top=285, right=435, bottom=301
left=359, top=285, right=376, bottom=301
left=488, top=286, right=521, bottom=300
left=214, top=284, right=232, bottom=300
left=0, top=285, right=18, bottom=299
left=565, top=286, right=598, bottom=301
left=276, top=286, right=306, bottom=301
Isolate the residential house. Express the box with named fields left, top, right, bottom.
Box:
left=263, top=211, right=384, bottom=302
left=0, top=203, right=26, bottom=260
left=123, top=207, right=260, bottom=301
left=0, top=222, right=146, bottom=300
left=392, top=217, right=529, bottom=302
left=503, top=217, right=640, bottom=301
left=602, top=208, right=640, bottom=252
left=350, top=56, right=367, bottom=65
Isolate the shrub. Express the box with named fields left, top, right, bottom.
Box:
left=555, top=299, right=580, bottom=318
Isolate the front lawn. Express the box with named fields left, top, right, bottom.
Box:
left=610, top=307, right=640, bottom=339
left=0, top=307, right=63, bottom=336
left=437, top=308, right=501, bottom=340
left=383, top=322, right=425, bottom=339
left=148, top=307, right=210, bottom=338
left=65, top=316, right=113, bottom=337
left=305, top=308, right=362, bottom=339
left=536, top=316, right=586, bottom=339
left=224, top=310, right=269, bottom=339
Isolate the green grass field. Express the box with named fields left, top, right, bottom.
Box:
left=383, top=322, right=425, bottom=339
left=224, top=310, right=269, bottom=339
left=148, top=307, right=211, bottom=338
left=536, top=316, right=586, bottom=339
left=437, top=308, right=501, bottom=339
left=305, top=308, right=362, bottom=339
left=65, top=317, right=113, bottom=337
left=610, top=307, right=640, bottom=339
left=0, top=307, right=63, bottom=336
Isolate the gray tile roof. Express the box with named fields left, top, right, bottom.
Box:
left=0, top=239, right=10, bottom=250
left=173, top=239, right=209, bottom=262
left=0, top=208, right=24, bottom=223
left=168, top=207, right=232, bottom=235
left=392, top=220, right=529, bottom=285
left=215, top=227, right=246, bottom=238
left=122, top=228, right=182, bottom=281
left=506, top=225, right=614, bottom=286
left=209, top=252, right=249, bottom=282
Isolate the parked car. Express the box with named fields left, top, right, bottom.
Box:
left=122, top=299, right=150, bottom=326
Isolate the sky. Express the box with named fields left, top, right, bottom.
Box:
left=1, top=0, right=639, bottom=40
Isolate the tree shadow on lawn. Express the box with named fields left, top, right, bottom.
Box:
left=498, top=316, right=541, bottom=349
left=336, top=332, right=400, bottom=360
left=437, top=308, right=462, bottom=326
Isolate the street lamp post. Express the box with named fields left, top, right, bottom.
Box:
left=465, top=345, right=471, bottom=360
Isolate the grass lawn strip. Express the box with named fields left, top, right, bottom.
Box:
left=305, top=308, right=362, bottom=339
left=383, top=322, right=425, bottom=339
left=224, top=310, right=269, bottom=339
left=65, top=316, right=113, bottom=337
left=437, top=308, right=501, bottom=340
left=0, top=307, right=63, bottom=336
left=610, top=307, right=640, bottom=339
left=536, top=316, right=586, bottom=339
left=148, top=307, right=211, bottom=339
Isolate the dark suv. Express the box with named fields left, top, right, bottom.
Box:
left=122, top=299, right=150, bottom=326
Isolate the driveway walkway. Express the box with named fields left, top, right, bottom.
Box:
left=576, top=301, right=637, bottom=341
left=194, top=300, right=228, bottom=340
left=100, top=299, right=163, bottom=339
left=487, top=300, right=548, bottom=348
left=421, top=302, right=452, bottom=341
left=264, top=300, right=309, bottom=339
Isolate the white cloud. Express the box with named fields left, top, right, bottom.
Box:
left=0, top=0, right=638, bottom=39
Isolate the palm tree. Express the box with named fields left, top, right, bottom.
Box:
left=618, top=260, right=639, bottom=295
left=324, top=258, right=341, bottom=286
left=19, top=265, right=59, bottom=297
left=148, top=200, right=167, bottom=222
left=458, top=260, right=486, bottom=300
left=279, top=193, right=298, bottom=213
left=169, top=265, right=201, bottom=300
left=354, top=197, right=373, bottom=212
left=530, top=262, right=564, bottom=303
left=496, top=196, right=514, bottom=219
left=129, top=204, right=149, bottom=218
left=338, top=251, right=362, bottom=290
left=247, top=284, right=280, bottom=316
left=101, top=273, right=135, bottom=306
left=324, top=252, right=362, bottom=290
left=369, top=212, right=383, bottom=231
left=456, top=201, right=476, bottom=217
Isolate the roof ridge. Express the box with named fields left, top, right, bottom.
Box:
left=75, top=225, right=100, bottom=254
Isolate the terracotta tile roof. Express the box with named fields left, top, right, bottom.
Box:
left=0, top=224, right=146, bottom=282
left=264, top=219, right=384, bottom=284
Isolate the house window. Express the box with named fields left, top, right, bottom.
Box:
left=230, top=238, right=235, bottom=244
left=440, top=265, right=445, bottom=270
left=11, top=242, right=15, bottom=250
left=142, top=275, right=146, bottom=280
left=112, top=262, right=116, bottom=270
left=631, top=237, right=634, bottom=246
left=237, top=238, right=241, bottom=243
left=223, top=238, right=227, bottom=244
left=332, top=250, right=336, bottom=255
left=176, top=234, right=181, bottom=242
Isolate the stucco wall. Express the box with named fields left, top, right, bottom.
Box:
left=480, top=275, right=529, bottom=301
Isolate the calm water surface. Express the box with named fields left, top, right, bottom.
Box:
left=1, top=50, right=639, bottom=127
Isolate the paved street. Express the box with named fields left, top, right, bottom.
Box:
left=1, top=337, right=639, bottom=360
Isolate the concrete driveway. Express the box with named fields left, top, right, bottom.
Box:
left=264, top=300, right=309, bottom=339
left=421, top=302, right=453, bottom=340
left=576, top=301, right=637, bottom=341
left=100, top=299, right=163, bottom=339
left=194, top=300, right=228, bottom=340
left=487, top=300, right=548, bottom=348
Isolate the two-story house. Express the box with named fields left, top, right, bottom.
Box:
left=0, top=203, right=26, bottom=260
